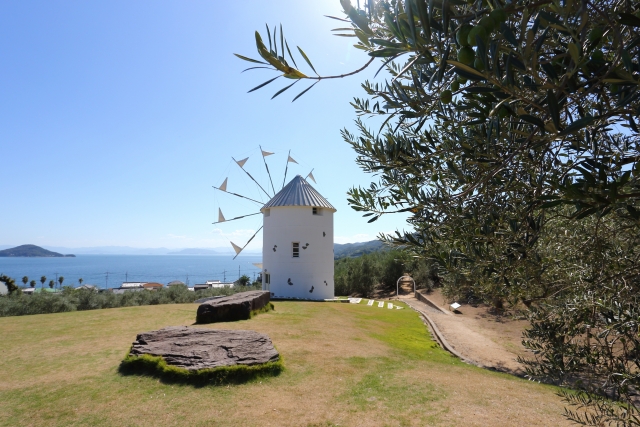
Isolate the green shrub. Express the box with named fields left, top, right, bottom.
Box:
left=0, top=283, right=263, bottom=318
left=334, top=249, right=439, bottom=296
left=251, top=302, right=274, bottom=318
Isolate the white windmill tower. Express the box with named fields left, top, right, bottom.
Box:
left=261, top=175, right=336, bottom=300
left=213, top=149, right=335, bottom=300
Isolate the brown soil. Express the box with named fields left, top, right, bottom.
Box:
left=399, top=288, right=531, bottom=375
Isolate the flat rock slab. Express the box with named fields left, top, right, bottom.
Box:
left=196, top=290, right=271, bottom=324
left=194, top=295, right=224, bottom=304
left=129, top=326, right=279, bottom=370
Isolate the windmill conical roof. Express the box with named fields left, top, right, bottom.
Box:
left=261, top=175, right=336, bottom=211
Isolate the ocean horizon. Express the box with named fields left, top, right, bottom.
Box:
left=0, top=254, right=263, bottom=290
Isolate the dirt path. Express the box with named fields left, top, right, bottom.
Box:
left=397, top=289, right=530, bottom=376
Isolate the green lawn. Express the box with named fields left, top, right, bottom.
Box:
left=0, top=301, right=571, bottom=426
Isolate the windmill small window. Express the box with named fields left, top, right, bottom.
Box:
left=292, top=242, right=300, bottom=258
left=265, top=273, right=270, bottom=285
left=312, top=207, right=322, bottom=216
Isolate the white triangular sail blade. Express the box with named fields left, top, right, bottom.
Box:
left=230, top=241, right=243, bottom=255
left=287, top=155, right=298, bottom=164
left=261, top=150, right=274, bottom=157
left=306, top=171, right=316, bottom=184
left=235, top=157, right=249, bottom=168
left=218, top=208, right=226, bottom=223
left=219, top=177, right=228, bottom=192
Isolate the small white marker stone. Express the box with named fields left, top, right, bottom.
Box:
left=387, top=303, right=393, bottom=309
left=367, top=300, right=374, bottom=306
left=377, top=301, right=384, bottom=308
left=450, top=302, right=461, bottom=310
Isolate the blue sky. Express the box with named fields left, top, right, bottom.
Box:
left=0, top=0, right=409, bottom=251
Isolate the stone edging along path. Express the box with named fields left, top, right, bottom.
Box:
left=403, top=298, right=472, bottom=365
left=399, top=295, right=526, bottom=377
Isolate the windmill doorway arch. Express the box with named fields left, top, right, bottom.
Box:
left=396, top=275, right=415, bottom=296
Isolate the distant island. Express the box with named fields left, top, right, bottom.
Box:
left=0, top=244, right=75, bottom=258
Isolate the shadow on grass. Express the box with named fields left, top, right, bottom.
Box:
left=118, top=353, right=284, bottom=388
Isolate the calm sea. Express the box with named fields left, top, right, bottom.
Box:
left=0, top=255, right=262, bottom=290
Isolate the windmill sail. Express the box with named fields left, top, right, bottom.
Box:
left=212, top=186, right=263, bottom=204
left=233, top=156, right=271, bottom=198
left=231, top=226, right=263, bottom=260
left=230, top=241, right=243, bottom=255
left=235, top=157, right=249, bottom=168
left=306, top=170, right=316, bottom=184
left=219, top=177, right=228, bottom=192
left=260, top=145, right=276, bottom=195
left=282, top=150, right=296, bottom=189
left=212, top=212, right=261, bottom=225
left=218, top=208, right=226, bottom=223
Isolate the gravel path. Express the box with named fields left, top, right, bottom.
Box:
left=400, top=295, right=526, bottom=376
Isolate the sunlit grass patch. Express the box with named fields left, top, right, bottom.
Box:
left=0, top=301, right=574, bottom=426
left=352, top=301, right=457, bottom=362
left=342, top=357, right=442, bottom=409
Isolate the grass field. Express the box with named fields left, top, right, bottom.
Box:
left=0, top=301, right=572, bottom=426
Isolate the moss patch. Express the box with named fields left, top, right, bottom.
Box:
left=118, top=350, right=283, bottom=386
left=251, top=302, right=274, bottom=318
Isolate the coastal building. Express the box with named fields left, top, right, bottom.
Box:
left=261, top=175, right=335, bottom=300
left=22, top=288, right=60, bottom=294
left=142, top=282, right=163, bottom=291
left=111, top=282, right=145, bottom=294
left=193, top=280, right=234, bottom=291
left=120, top=282, right=146, bottom=289
left=167, top=280, right=185, bottom=287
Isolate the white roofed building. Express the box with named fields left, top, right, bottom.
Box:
left=193, top=280, right=235, bottom=291
left=120, top=282, right=145, bottom=289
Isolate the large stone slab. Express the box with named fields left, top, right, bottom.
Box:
left=129, top=326, right=279, bottom=370
left=196, top=290, right=271, bottom=324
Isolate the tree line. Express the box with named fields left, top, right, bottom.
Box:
left=0, top=274, right=77, bottom=291
left=335, top=248, right=437, bottom=296
left=0, top=282, right=261, bottom=317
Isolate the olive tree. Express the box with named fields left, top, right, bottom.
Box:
left=237, top=0, right=640, bottom=423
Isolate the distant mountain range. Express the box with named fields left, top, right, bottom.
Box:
left=0, top=244, right=75, bottom=258
left=333, top=240, right=387, bottom=259
left=166, top=248, right=229, bottom=255
left=0, top=240, right=386, bottom=258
